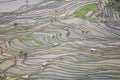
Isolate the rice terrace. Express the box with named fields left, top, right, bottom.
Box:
left=0, top=0, right=120, bottom=80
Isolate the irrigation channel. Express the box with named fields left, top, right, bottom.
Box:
left=0, top=0, right=120, bottom=80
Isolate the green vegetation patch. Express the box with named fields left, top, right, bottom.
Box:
left=9, top=76, right=19, bottom=78
left=107, top=0, right=120, bottom=15
left=74, top=4, right=98, bottom=22
left=20, top=36, right=34, bottom=41
left=20, top=36, right=44, bottom=45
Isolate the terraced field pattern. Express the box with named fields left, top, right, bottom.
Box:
left=0, top=0, right=120, bottom=80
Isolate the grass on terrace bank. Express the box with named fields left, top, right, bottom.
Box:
left=20, top=36, right=34, bottom=41
left=20, top=36, right=44, bottom=45
left=74, top=4, right=99, bottom=22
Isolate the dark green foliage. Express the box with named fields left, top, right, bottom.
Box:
left=108, top=0, right=120, bottom=15
left=115, top=0, right=120, bottom=2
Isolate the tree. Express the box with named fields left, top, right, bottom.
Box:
left=13, top=22, right=18, bottom=31
left=25, top=0, right=29, bottom=8
left=107, top=0, right=120, bottom=16
left=20, top=51, right=28, bottom=63
left=115, top=0, right=120, bottom=2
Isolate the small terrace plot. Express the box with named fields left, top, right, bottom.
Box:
left=74, top=4, right=98, bottom=22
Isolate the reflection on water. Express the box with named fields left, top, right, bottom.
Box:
left=0, top=0, right=120, bottom=80
left=0, top=0, right=42, bottom=12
